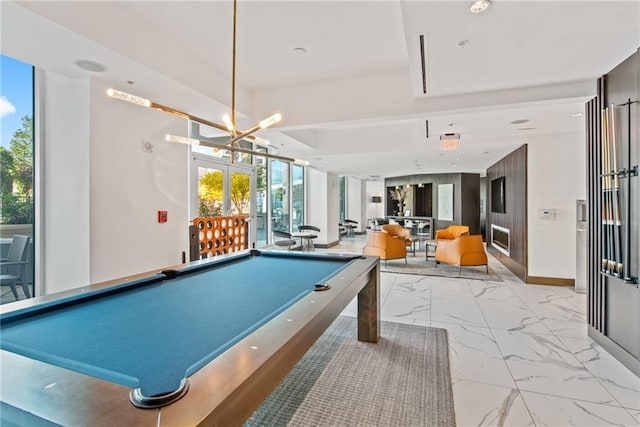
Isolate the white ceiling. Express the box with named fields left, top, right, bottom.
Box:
left=7, top=0, right=640, bottom=178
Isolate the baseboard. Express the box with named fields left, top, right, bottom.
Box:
left=526, top=276, right=574, bottom=286
left=486, top=247, right=526, bottom=282
left=314, top=240, right=340, bottom=249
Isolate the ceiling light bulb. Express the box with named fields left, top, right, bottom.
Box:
left=106, top=88, right=151, bottom=107
left=293, top=159, right=309, bottom=166
left=223, top=114, right=235, bottom=132
left=470, top=0, right=491, bottom=13
left=165, top=134, right=200, bottom=146
left=259, top=113, right=282, bottom=129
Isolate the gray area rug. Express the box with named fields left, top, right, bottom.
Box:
left=381, top=257, right=501, bottom=282
left=246, top=316, right=456, bottom=427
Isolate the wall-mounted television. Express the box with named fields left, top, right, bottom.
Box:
left=491, top=176, right=506, bottom=213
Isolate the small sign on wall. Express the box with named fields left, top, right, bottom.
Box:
left=537, top=208, right=556, bottom=220
left=158, top=210, right=168, bottom=223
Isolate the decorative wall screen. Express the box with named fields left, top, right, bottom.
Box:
left=193, top=215, right=248, bottom=258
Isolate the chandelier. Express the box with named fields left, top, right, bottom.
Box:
left=107, top=0, right=307, bottom=166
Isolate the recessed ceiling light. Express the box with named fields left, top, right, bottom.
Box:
left=572, top=112, right=583, bottom=117
left=517, top=127, right=536, bottom=131
left=457, top=40, right=470, bottom=48
left=292, top=47, right=307, bottom=55
left=482, top=151, right=489, bottom=155
left=449, top=123, right=457, bottom=127
left=470, top=0, right=491, bottom=14
left=75, top=60, right=106, bottom=72
left=510, top=119, right=529, bottom=125
left=451, top=163, right=457, bottom=168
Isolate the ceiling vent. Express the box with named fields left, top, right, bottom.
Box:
left=418, top=34, right=428, bottom=95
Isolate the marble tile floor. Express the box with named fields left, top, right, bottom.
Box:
left=329, top=234, right=639, bottom=426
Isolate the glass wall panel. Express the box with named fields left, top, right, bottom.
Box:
left=197, top=166, right=225, bottom=216
left=292, top=165, right=304, bottom=231
left=233, top=140, right=252, bottom=165
left=339, top=176, right=346, bottom=221
left=190, top=123, right=254, bottom=165
left=270, top=159, right=290, bottom=232
left=0, top=54, right=35, bottom=304
left=229, top=170, right=251, bottom=215
left=190, top=122, right=228, bottom=159
left=255, top=149, right=268, bottom=246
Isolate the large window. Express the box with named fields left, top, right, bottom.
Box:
left=270, top=159, right=290, bottom=232
left=255, top=148, right=268, bottom=246
left=188, top=122, right=306, bottom=246
left=339, top=176, right=347, bottom=221
left=292, top=164, right=304, bottom=232
left=0, top=54, right=35, bottom=303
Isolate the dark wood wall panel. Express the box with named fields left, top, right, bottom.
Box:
left=461, top=174, right=480, bottom=235
left=486, top=145, right=528, bottom=281
left=587, top=49, right=639, bottom=375
left=587, top=93, right=604, bottom=332
left=414, top=184, right=433, bottom=217
left=386, top=173, right=481, bottom=234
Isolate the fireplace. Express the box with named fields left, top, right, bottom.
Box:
left=490, top=224, right=510, bottom=256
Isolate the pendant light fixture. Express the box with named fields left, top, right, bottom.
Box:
left=107, top=0, right=307, bottom=165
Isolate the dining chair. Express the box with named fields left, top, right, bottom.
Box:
left=0, top=235, right=31, bottom=300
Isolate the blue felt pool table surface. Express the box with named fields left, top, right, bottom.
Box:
left=0, top=250, right=358, bottom=398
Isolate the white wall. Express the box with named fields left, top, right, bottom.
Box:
left=41, top=72, right=91, bottom=295
left=90, top=79, right=190, bottom=283
left=366, top=180, right=385, bottom=220
left=346, top=176, right=364, bottom=232
left=327, top=172, right=340, bottom=243
left=527, top=132, right=586, bottom=279
left=306, top=168, right=340, bottom=245
left=306, top=168, right=329, bottom=244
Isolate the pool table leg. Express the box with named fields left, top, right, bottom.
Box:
left=357, top=263, right=380, bottom=343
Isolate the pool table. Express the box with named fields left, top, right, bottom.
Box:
left=0, top=249, right=380, bottom=426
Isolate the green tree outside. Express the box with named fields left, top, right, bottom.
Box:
left=1, top=115, right=33, bottom=224
left=198, top=168, right=263, bottom=217
left=198, top=170, right=224, bottom=216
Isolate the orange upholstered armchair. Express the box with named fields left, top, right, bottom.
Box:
left=435, top=225, right=469, bottom=240
left=363, top=231, right=407, bottom=265
left=382, top=224, right=415, bottom=252
left=382, top=224, right=411, bottom=239
left=435, top=234, right=488, bottom=273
